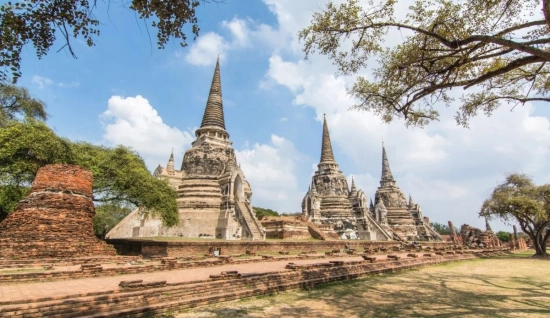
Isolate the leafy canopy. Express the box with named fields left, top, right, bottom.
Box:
left=253, top=207, right=279, bottom=220
left=496, top=230, right=510, bottom=242
left=0, top=0, right=222, bottom=83
left=430, top=222, right=457, bottom=235
left=0, top=120, right=178, bottom=226
left=0, top=83, right=47, bottom=126
left=300, top=0, right=550, bottom=127
left=481, top=173, right=550, bottom=257
left=93, top=203, right=133, bottom=236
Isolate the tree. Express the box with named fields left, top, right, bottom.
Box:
left=253, top=206, right=279, bottom=220
left=0, top=83, right=47, bottom=126
left=299, top=0, right=550, bottom=127
left=496, top=231, right=510, bottom=242
left=0, top=120, right=178, bottom=226
left=481, top=173, right=550, bottom=257
left=430, top=222, right=459, bottom=235
left=430, top=222, right=449, bottom=234
left=93, top=203, right=132, bottom=238
left=0, top=0, right=222, bottom=83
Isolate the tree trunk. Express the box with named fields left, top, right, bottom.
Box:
left=544, top=0, right=550, bottom=30
left=532, top=231, right=548, bottom=257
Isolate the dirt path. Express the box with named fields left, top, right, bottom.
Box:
left=0, top=256, right=365, bottom=303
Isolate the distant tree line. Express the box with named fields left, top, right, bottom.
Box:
left=253, top=207, right=279, bottom=220
left=430, top=222, right=459, bottom=235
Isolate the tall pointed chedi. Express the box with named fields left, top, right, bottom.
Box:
left=374, top=144, right=417, bottom=239
left=373, top=145, right=440, bottom=241
left=301, top=116, right=392, bottom=241
left=107, top=59, right=264, bottom=241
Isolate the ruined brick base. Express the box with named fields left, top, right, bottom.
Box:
left=108, top=239, right=453, bottom=257
left=0, top=251, right=498, bottom=317
left=0, top=164, right=116, bottom=259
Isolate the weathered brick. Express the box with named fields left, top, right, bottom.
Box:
left=0, top=164, right=116, bottom=259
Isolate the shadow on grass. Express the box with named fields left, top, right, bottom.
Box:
left=181, top=257, right=550, bottom=318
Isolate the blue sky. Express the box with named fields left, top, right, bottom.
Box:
left=12, top=0, right=550, bottom=233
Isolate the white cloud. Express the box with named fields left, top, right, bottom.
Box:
left=182, top=15, right=290, bottom=66
left=236, top=134, right=306, bottom=213
left=182, top=17, right=254, bottom=66
left=32, top=75, right=80, bottom=89
left=280, top=117, right=288, bottom=122
left=221, top=17, right=250, bottom=47
left=253, top=0, right=550, bottom=231
left=101, top=95, right=194, bottom=169
left=57, top=81, right=80, bottom=88
left=31, top=75, right=53, bottom=89
left=183, top=32, right=228, bottom=66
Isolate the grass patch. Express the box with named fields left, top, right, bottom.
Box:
left=175, top=255, right=550, bottom=318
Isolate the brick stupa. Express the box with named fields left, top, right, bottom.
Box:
left=0, top=164, right=116, bottom=258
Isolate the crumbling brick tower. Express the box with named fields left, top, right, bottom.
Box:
left=0, top=164, right=116, bottom=258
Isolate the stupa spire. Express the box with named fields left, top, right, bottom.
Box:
left=350, top=176, right=357, bottom=196
left=408, top=194, right=415, bottom=208
left=200, top=55, right=226, bottom=130
left=380, top=143, right=395, bottom=186
left=320, top=114, right=336, bottom=163
left=166, top=148, right=175, bottom=173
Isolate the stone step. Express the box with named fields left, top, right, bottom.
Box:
left=235, top=201, right=264, bottom=241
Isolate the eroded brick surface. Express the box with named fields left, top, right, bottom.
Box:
left=0, top=164, right=116, bottom=259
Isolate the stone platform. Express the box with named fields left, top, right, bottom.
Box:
left=107, top=238, right=453, bottom=257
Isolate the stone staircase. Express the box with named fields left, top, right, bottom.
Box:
left=235, top=200, right=264, bottom=241
left=0, top=252, right=485, bottom=318
left=422, top=223, right=443, bottom=241
left=302, top=218, right=333, bottom=241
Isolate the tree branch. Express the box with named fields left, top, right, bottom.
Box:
left=465, top=55, right=546, bottom=89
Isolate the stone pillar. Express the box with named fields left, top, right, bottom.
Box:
left=448, top=221, right=461, bottom=245
left=508, top=233, right=515, bottom=250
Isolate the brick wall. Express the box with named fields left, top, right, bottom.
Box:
left=108, top=239, right=453, bottom=257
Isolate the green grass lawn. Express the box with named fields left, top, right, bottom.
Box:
left=175, top=251, right=550, bottom=318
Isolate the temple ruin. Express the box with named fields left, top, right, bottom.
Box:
left=107, top=57, right=264, bottom=241
left=372, top=146, right=441, bottom=241
left=302, top=116, right=441, bottom=241
left=457, top=219, right=501, bottom=248
left=0, top=164, right=116, bottom=258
